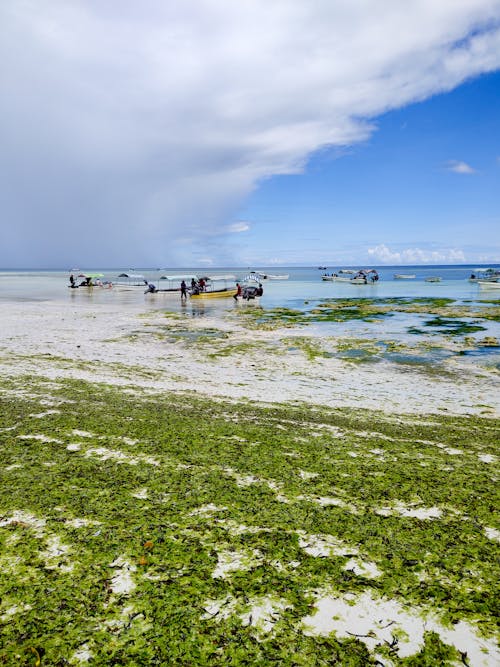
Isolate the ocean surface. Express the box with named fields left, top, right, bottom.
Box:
left=0, top=265, right=499, bottom=310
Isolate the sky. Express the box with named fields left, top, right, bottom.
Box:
left=0, top=0, right=499, bottom=269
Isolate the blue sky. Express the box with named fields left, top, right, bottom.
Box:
left=235, top=71, right=500, bottom=266
left=0, top=1, right=499, bottom=268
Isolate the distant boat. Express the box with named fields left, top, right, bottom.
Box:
left=318, top=266, right=327, bottom=270
left=253, top=271, right=289, bottom=280
left=425, top=276, right=442, bottom=283
left=338, top=269, right=356, bottom=274
left=394, top=274, right=416, bottom=279
left=468, top=268, right=500, bottom=283
left=321, top=274, right=351, bottom=282
left=477, top=280, right=500, bottom=289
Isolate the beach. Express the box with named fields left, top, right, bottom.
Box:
left=0, top=284, right=499, bottom=416
left=0, top=280, right=499, bottom=665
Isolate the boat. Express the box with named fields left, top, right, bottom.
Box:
left=158, top=273, right=199, bottom=292
left=394, top=274, right=416, bottom=279
left=468, top=268, right=500, bottom=283
left=425, top=276, right=442, bottom=283
left=350, top=269, right=379, bottom=284
left=338, top=269, right=356, bottom=274
left=113, top=272, right=148, bottom=290
left=190, top=274, right=238, bottom=299
left=477, top=280, right=500, bottom=289
left=247, top=271, right=289, bottom=281
left=69, top=272, right=111, bottom=289
left=321, top=274, right=352, bottom=282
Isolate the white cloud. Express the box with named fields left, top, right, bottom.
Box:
left=1, top=1, right=500, bottom=266
left=445, top=160, right=476, bottom=174
left=226, top=222, right=250, bottom=233
left=368, top=244, right=466, bottom=264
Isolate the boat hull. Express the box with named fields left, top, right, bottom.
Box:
left=190, top=288, right=238, bottom=299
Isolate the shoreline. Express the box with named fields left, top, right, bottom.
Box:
left=0, top=298, right=498, bottom=417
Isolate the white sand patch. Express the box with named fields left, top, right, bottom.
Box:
left=189, top=503, right=227, bottom=516
left=343, top=558, right=382, bottom=579
left=484, top=527, right=500, bottom=542
left=85, top=447, right=159, bottom=466
left=202, top=595, right=292, bottom=635
left=299, top=470, right=319, bottom=480
left=369, top=448, right=385, bottom=455
left=348, top=451, right=358, bottom=457
left=5, top=463, right=23, bottom=470
left=41, top=535, right=73, bottom=571
left=212, top=548, right=263, bottom=579
left=201, top=595, right=236, bottom=621
left=17, top=434, right=63, bottom=443
left=131, top=488, right=149, bottom=500
left=0, top=511, right=46, bottom=536
left=0, top=603, right=32, bottom=621
left=302, top=590, right=499, bottom=665
left=240, top=596, right=293, bottom=635
left=70, top=644, right=92, bottom=663
left=478, top=453, right=496, bottom=463
left=223, top=468, right=286, bottom=499
left=109, top=558, right=137, bottom=595
left=72, top=429, right=96, bottom=438
left=67, top=443, right=82, bottom=451
left=376, top=503, right=442, bottom=520
left=65, top=518, right=101, bottom=528
left=215, top=519, right=272, bottom=536
left=29, top=410, right=61, bottom=418
left=297, top=495, right=359, bottom=513
left=297, top=532, right=358, bottom=558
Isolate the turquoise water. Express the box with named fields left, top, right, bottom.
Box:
left=0, top=265, right=499, bottom=308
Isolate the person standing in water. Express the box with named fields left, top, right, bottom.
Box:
left=180, top=280, right=187, bottom=299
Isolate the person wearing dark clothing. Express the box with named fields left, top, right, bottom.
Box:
left=144, top=283, right=157, bottom=294
left=256, top=283, right=264, bottom=297
left=233, top=283, right=242, bottom=300
left=180, top=280, right=187, bottom=299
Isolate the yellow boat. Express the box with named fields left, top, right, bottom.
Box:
left=190, top=274, right=238, bottom=299
left=190, top=287, right=238, bottom=299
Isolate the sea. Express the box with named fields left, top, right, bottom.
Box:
left=0, top=265, right=499, bottom=310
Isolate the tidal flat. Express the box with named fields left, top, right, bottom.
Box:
left=0, top=296, right=499, bottom=664
left=0, top=375, right=499, bottom=665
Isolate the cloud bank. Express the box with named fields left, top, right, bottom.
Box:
left=1, top=1, right=500, bottom=266
left=367, top=244, right=466, bottom=265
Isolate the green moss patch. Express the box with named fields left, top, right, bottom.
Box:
left=0, top=376, right=498, bottom=664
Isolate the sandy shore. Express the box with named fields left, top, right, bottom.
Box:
left=1, top=298, right=498, bottom=417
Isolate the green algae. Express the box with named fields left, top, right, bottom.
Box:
left=0, top=375, right=498, bottom=665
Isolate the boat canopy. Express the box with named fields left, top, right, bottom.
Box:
left=78, top=273, right=104, bottom=278
left=205, top=274, right=236, bottom=281
left=118, top=273, right=146, bottom=280
left=159, top=274, right=198, bottom=281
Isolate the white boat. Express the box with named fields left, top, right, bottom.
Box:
left=113, top=272, right=148, bottom=290
left=477, top=280, right=500, bottom=289
left=251, top=271, right=288, bottom=280
left=158, top=273, right=199, bottom=292
left=394, top=274, right=416, bottom=279
left=468, top=268, right=500, bottom=283
left=425, top=276, right=442, bottom=283
left=338, top=269, right=356, bottom=274
left=322, top=274, right=352, bottom=282
left=69, top=272, right=111, bottom=289
left=349, top=269, right=380, bottom=284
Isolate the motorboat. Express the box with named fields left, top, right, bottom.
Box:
left=468, top=268, right=500, bottom=283
left=477, top=280, right=500, bottom=289
left=394, top=274, right=416, bottom=279
left=322, top=274, right=352, bottom=282
left=113, top=272, right=148, bottom=290
left=190, top=275, right=238, bottom=299
left=350, top=269, right=379, bottom=284
left=425, top=276, right=442, bottom=283
left=69, top=272, right=111, bottom=289
left=158, top=273, right=199, bottom=292
left=338, top=269, right=356, bottom=274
